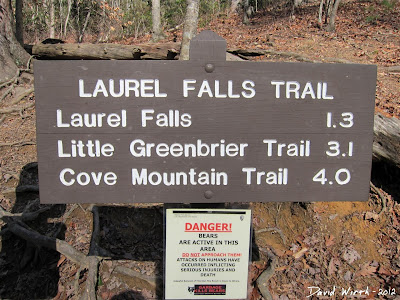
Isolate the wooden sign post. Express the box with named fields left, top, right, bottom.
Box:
left=34, top=31, right=376, bottom=204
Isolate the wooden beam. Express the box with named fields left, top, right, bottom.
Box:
left=32, top=42, right=180, bottom=60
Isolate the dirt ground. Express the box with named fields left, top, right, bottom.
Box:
left=1, top=0, right=400, bottom=299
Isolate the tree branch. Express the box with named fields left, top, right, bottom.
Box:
left=0, top=205, right=87, bottom=265
left=256, top=248, right=278, bottom=300
left=0, top=102, right=34, bottom=114
left=0, top=85, right=14, bottom=102
left=0, top=140, right=36, bottom=147
left=113, top=265, right=157, bottom=287
left=370, top=181, right=387, bottom=215
left=10, top=87, right=34, bottom=105
left=80, top=256, right=101, bottom=300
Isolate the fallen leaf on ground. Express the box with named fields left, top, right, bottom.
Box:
left=293, top=247, right=308, bottom=259
left=357, top=262, right=378, bottom=277
left=57, top=255, right=66, bottom=267
left=328, top=257, right=341, bottom=276
left=325, top=235, right=335, bottom=247
left=342, top=246, right=361, bottom=264
left=364, top=211, right=379, bottom=222
left=378, top=266, right=399, bottom=276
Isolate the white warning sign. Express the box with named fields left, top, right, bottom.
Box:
left=165, top=208, right=252, bottom=299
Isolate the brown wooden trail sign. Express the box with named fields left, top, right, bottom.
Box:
left=34, top=30, right=377, bottom=204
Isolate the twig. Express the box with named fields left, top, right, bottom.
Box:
left=0, top=140, right=36, bottom=147
left=370, top=181, right=387, bottom=215
left=256, top=248, right=278, bottom=300
left=62, top=204, right=79, bottom=223
left=0, top=168, right=19, bottom=180
left=7, top=221, right=87, bottom=265
left=0, top=85, right=14, bottom=102
left=0, top=205, right=50, bottom=222
left=0, top=102, right=34, bottom=114
left=166, top=22, right=184, bottom=32
left=10, top=87, right=34, bottom=105
left=0, top=204, right=87, bottom=265
left=113, top=265, right=157, bottom=287
left=2, top=185, right=39, bottom=195
left=0, top=115, right=5, bottom=125
left=26, top=55, right=34, bottom=71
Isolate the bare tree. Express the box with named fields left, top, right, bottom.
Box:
left=0, top=0, right=30, bottom=82
left=49, top=0, right=56, bottom=38
left=78, top=10, right=91, bottom=42
left=151, top=0, right=164, bottom=42
left=230, top=0, right=241, bottom=15
left=180, top=0, right=199, bottom=60
left=242, top=0, right=254, bottom=25
left=327, top=0, right=341, bottom=32
left=63, top=0, right=72, bottom=38
left=318, top=0, right=342, bottom=32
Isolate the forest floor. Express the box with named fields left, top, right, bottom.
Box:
left=0, top=0, right=400, bottom=299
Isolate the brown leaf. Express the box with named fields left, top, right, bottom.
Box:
left=325, top=235, right=335, bottom=247
left=293, top=247, right=308, bottom=259
left=57, top=255, right=66, bottom=267
left=275, top=265, right=289, bottom=272
left=378, top=266, right=399, bottom=276
left=378, top=267, right=392, bottom=276
left=364, top=211, right=379, bottom=222
left=357, top=263, right=378, bottom=277
left=328, top=257, right=340, bottom=276
left=342, top=246, right=361, bottom=264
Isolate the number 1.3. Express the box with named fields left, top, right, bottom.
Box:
left=327, top=112, right=354, bottom=128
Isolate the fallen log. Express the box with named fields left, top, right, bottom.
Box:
left=227, top=48, right=318, bottom=63
left=32, top=42, right=180, bottom=60
left=386, top=65, right=400, bottom=73
left=373, top=113, right=400, bottom=169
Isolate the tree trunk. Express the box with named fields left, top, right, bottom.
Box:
left=15, top=0, right=23, bottom=44
left=242, top=0, right=254, bottom=25
left=49, top=0, right=56, bottom=38
left=151, top=0, right=164, bottom=42
left=63, top=0, right=72, bottom=39
left=180, top=0, right=199, bottom=60
left=230, top=0, right=241, bottom=15
left=0, top=0, right=30, bottom=82
left=78, top=10, right=91, bottom=43
left=318, top=0, right=324, bottom=27
left=326, top=0, right=341, bottom=32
